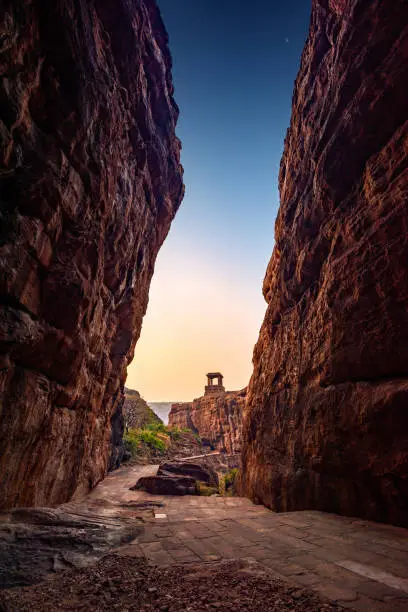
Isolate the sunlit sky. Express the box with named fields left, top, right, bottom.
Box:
left=127, top=0, right=311, bottom=401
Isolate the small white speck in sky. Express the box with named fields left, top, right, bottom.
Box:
left=285, top=37, right=289, bottom=43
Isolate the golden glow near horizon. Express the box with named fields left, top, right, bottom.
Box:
left=126, top=236, right=267, bottom=402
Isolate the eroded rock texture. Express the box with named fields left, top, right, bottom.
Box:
left=169, top=389, right=246, bottom=454
left=0, top=0, right=183, bottom=508
left=241, top=0, right=408, bottom=526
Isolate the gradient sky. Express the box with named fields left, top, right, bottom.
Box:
left=127, top=0, right=311, bottom=401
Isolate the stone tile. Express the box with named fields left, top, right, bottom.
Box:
left=139, top=541, right=163, bottom=553
left=201, top=536, right=239, bottom=559
left=200, top=520, right=229, bottom=533
left=310, top=547, right=347, bottom=563
left=288, top=553, right=321, bottom=570
left=312, top=581, right=359, bottom=603
left=240, top=546, right=282, bottom=562
left=268, top=562, right=309, bottom=577
left=357, top=580, right=408, bottom=602
left=136, top=531, right=160, bottom=544
left=160, top=537, right=186, bottom=551
left=145, top=550, right=174, bottom=565
left=277, top=516, right=312, bottom=529
left=265, top=532, right=318, bottom=553
left=342, top=595, right=408, bottom=612
left=168, top=547, right=201, bottom=563
left=183, top=538, right=221, bottom=560
left=292, top=572, right=321, bottom=587
left=338, top=560, right=408, bottom=594
left=314, top=560, right=366, bottom=587
left=115, top=543, right=144, bottom=558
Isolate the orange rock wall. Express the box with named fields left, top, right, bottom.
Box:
left=240, top=0, right=408, bottom=526
left=0, top=0, right=183, bottom=507
left=169, top=390, right=246, bottom=454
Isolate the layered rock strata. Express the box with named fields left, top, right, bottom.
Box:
left=241, top=0, right=408, bottom=526
left=169, top=389, right=246, bottom=454
left=0, top=0, right=183, bottom=508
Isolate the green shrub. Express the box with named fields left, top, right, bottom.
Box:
left=123, top=429, right=141, bottom=456
left=196, top=482, right=218, bottom=496
left=145, top=422, right=167, bottom=434
left=124, top=426, right=167, bottom=457
left=220, top=468, right=239, bottom=496
left=138, top=429, right=166, bottom=452
left=168, top=427, right=181, bottom=441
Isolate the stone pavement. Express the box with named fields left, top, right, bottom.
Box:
left=65, top=464, right=408, bottom=611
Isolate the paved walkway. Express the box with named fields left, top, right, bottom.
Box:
left=64, top=464, right=408, bottom=611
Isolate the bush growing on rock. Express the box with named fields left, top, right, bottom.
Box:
left=220, top=468, right=239, bottom=496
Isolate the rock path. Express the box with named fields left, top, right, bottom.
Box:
left=58, top=464, right=408, bottom=611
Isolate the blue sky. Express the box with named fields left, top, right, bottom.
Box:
left=127, top=0, right=311, bottom=400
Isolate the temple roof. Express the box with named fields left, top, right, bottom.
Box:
left=206, top=372, right=223, bottom=378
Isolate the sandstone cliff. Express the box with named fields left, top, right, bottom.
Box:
left=123, top=388, right=162, bottom=430
left=0, top=0, right=183, bottom=508
left=240, top=0, right=408, bottom=526
left=169, top=389, right=246, bottom=454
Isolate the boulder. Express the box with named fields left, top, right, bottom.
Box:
left=158, top=461, right=219, bottom=487
left=131, top=475, right=197, bottom=496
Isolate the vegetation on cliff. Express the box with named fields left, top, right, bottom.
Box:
left=123, top=388, right=163, bottom=430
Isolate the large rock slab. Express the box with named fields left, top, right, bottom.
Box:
left=0, top=507, right=142, bottom=588
left=158, top=461, right=219, bottom=487
left=132, top=475, right=197, bottom=496
left=0, top=0, right=183, bottom=508
left=240, top=0, right=408, bottom=526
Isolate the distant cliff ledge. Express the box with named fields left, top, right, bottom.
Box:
left=240, top=0, right=408, bottom=526
left=0, top=0, right=183, bottom=508
left=169, top=374, right=246, bottom=454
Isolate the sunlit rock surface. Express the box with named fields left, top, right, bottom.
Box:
left=240, top=0, right=408, bottom=526
left=169, top=389, right=246, bottom=454
left=0, top=0, right=183, bottom=508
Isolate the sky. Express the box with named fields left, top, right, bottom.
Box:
left=127, top=0, right=311, bottom=401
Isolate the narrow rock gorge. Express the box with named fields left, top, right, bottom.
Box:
left=240, top=0, right=408, bottom=526
left=169, top=382, right=245, bottom=454
left=0, top=0, right=183, bottom=508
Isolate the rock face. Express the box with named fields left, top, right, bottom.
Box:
left=169, top=388, right=246, bottom=454
left=240, top=0, right=408, bottom=526
left=123, top=388, right=162, bottom=430
left=0, top=0, right=183, bottom=508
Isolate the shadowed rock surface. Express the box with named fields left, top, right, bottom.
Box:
left=132, top=474, right=197, bottom=496
left=169, top=388, right=246, bottom=453
left=240, top=0, right=408, bottom=526
left=0, top=507, right=143, bottom=588
left=158, top=461, right=219, bottom=487
left=0, top=0, right=183, bottom=508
